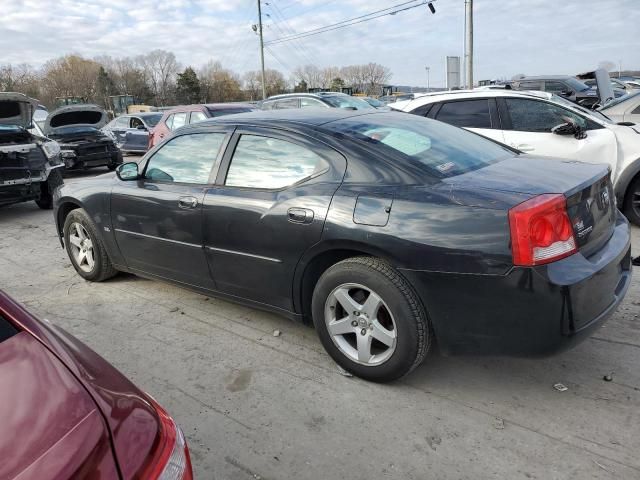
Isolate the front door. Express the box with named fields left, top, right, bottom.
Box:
left=498, top=97, right=617, bottom=165
left=111, top=130, right=230, bottom=289
left=202, top=127, right=346, bottom=311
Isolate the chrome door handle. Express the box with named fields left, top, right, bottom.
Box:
left=178, top=196, right=198, bottom=209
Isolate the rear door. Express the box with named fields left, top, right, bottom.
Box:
left=498, top=97, right=617, bottom=167
left=202, top=127, right=346, bottom=311
left=111, top=129, right=231, bottom=289
left=432, top=98, right=506, bottom=143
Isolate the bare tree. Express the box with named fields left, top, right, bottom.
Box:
left=362, top=63, right=392, bottom=95
left=199, top=61, right=244, bottom=102
left=137, top=50, right=180, bottom=106
left=0, top=64, right=41, bottom=98
left=40, top=55, right=102, bottom=106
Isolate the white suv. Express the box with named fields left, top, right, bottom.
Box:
left=391, top=90, right=640, bottom=225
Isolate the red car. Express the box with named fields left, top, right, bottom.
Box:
left=149, top=103, right=256, bottom=148
left=0, top=290, right=193, bottom=480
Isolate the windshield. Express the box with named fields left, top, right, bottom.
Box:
left=565, top=78, right=591, bottom=92
left=549, top=94, right=612, bottom=123
left=325, top=113, right=513, bottom=178
left=207, top=107, right=254, bottom=117
left=139, top=113, right=162, bottom=127
left=364, top=97, right=385, bottom=108
left=600, top=90, right=640, bottom=110
left=323, top=95, right=374, bottom=110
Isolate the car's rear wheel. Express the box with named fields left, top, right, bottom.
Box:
left=623, top=175, right=640, bottom=226
left=312, top=256, right=431, bottom=382
left=63, top=208, right=117, bottom=282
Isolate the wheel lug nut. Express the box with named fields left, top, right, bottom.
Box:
left=353, top=311, right=359, bottom=316
left=360, top=328, right=367, bottom=336
left=351, top=320, right=358, bottom=327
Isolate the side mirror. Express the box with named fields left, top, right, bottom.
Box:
left=136, top=124, right=147, bottom=130
left=116, top=162, right=140, bottom=181
left=551, top=122, right=576, bottom=136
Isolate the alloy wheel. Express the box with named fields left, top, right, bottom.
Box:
left=68, top=222, right=95, bottom=273
left=324, top=283, right=397, bottom=366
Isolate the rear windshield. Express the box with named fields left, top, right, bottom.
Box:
left=207, top=107, right=254, bottom=117
left=325, top=113, right=513, bottom=178
left=322, top=96, right=374, bottom=110
left=601, top=90, right=640, bottom=109
left=142, top=113, right=163, bottom=127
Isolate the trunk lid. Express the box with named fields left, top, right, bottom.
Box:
left=44, top=104, right=109, bottom=136
left=0, top=92, right=38, bottom=130
left=443, top=155, right=616, bottom=256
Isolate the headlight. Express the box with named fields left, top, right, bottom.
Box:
left=42, top=140, right=61, bottom=159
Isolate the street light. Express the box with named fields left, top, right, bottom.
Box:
left=425, top=66, right=430, bottom=91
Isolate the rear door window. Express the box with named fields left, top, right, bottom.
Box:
left=225, top=135, right=327, bottom=189
left=435, top=100, right=491, bottom=128
left=170, top=112, right=188, bottom=130
left=190, top=111, right=208, bottom=123
left=410, top=103, right=433, bottom=117
left=275, top=99, right=299, bottom=109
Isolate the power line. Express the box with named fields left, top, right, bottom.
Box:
left=266, top=2, right=319, bottom=69
left=265, top=0, right=434, bottom=46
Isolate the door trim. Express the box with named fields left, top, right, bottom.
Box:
left=205, top=245, right=282, bottom=263
left=114, top=228, right=202, bottom=249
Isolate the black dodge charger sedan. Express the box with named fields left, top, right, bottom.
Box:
left=53, top=110, right=632, bottom=382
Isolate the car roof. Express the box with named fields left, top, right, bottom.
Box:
left=182, top=108, right=383, bottom=129
left=204, top=103, right=255, bottom=109
left=517, top=75, right=573, bottom=80
left=264, top=92, right=349, bottom=101
left=391, top=89, right=553, bottom=110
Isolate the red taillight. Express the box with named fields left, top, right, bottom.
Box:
left=137, top=398, right=193, bottom=480
left=509, top=194, right=577, bottom=266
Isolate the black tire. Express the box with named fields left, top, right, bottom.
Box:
left=312, top=256, right=431, bottom=382
left=35, top=169, right=64, bottom=210
left=63, top=208, right=118, bottom=282
left=623, top=175, right=640, bottom=227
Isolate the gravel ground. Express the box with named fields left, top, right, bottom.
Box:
left=1, top=167, right=639, bottom=480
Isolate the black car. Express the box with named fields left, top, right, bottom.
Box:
left=53, top=110, right=632, bottom=382
left=1, top=92, right=64, bottom=209
left=511, top=76, right=602, bottom=107
left=262, top=92, right=374, bottom=111
left=44, top=104, right=123, bottom=171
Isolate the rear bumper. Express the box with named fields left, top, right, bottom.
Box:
left=400, top=214, right=633, bottom=356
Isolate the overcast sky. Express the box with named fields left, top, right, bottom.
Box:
left=2, top=0, right=639, bottom=87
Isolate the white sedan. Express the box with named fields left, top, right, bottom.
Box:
left=391, top=90, right=640, bottom=225
left=598, top=91, right=640, bottom=124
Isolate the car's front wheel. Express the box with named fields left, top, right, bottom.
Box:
left=623, top=175, right=640, bottom=226
left=312, top=256, right=431, bottom=382
left=63, top=208, right=117, bottom=282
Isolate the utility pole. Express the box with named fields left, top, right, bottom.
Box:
left=257, top=0, right=267, bottom=100
left=464, top=0, right=473, bottom=89
left=425, top=66, right=430, bottom=90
